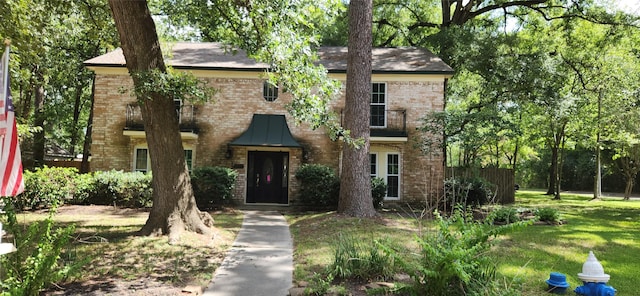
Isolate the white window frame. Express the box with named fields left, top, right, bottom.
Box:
left=369, top=150, right=401, bottom=200
left=370, top=152, right=378, bottom=179
left=370, top=82, right=387, bottom=128
left=263, top=81, right=279, bottom=102
left=386, top=153, right=400, bottom=199
left=134, top=147, right=149, bottom=173
left=133, top=145, right=194, bottom=173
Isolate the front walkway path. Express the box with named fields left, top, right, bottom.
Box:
left=203, top=211, right=293, bottom=296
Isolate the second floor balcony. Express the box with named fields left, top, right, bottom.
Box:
left=124, top=103, right=199, bottom=134
left=340, top=109, right=407, bottom=138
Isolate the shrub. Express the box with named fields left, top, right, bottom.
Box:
left=0, top=200, right=83, bottom=296
left=86, top=170, right=153, bottom=207
left=444, top=176, right=495, bottom=208
left=19, top=166, right=78, bottom=210
left=191, top=166, right=238, bottom=209
left=380, top=207, right=530, bottom=296
left=535, top=207, right=560, bottom=223
left=490, top=207, right=520, bottom=224
left=296, top=164, right=387, bottom=209
left=371, top=177, right=387, bottom=209
left=328, top=233, right=396, bottom=281
left=69, top=172, right=95, bottom=205
left=295, top=164, right=340, bottom=208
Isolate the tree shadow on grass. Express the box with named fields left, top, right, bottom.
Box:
left=33, top=209, right=242, bottom=295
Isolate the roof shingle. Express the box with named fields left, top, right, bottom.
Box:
left=84, top=42, right=453, bottom=74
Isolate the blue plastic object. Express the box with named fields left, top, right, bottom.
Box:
left=546, top=272, right=570, bottom=294
left=574, top=282, right=616, bottom=296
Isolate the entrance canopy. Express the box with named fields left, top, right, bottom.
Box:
left=229, top=114, right=302, bottom=147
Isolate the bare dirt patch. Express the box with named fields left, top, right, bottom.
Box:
left=20, top=205, right=242, bottom=296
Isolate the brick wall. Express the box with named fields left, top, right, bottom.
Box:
left=90, top=70, right=445, bottom=204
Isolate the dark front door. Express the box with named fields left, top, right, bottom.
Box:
left=247, top=151, right=289, bottom=204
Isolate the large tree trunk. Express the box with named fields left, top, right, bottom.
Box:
left=624, top=177, right=633, bottom=201
left=33, top=80, right=45, bottom=168
left=338, top=0, right=376, bottom=218
left=108, top=0, right=213, bottom=243
left=69, top=81, right=84, bottom=156
left=80, top=76, right=95, bottom=174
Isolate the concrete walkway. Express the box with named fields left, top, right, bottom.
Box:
left=204, top=211, right=293, bottom=296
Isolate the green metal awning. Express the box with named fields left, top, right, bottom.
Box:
left=229, top=114, right=302, bottom=147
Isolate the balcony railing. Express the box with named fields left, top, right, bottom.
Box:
left=125, top=103, right=199, bottom=133
left=340, top=109, right=407, bottom=137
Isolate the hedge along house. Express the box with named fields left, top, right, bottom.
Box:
left=84, top=42, right=453, bottom=206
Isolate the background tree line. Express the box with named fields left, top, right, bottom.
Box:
left=0, top=0, right=638, bottom=238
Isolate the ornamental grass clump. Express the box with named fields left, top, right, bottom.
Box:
left=535, top=207, right=561, bottom=223
left=328, top=233, right=396, bottom=281
left=490, top=207, right=521, bottom=224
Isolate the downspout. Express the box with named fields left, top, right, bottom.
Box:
left=443, top=78, right=448, bottom=168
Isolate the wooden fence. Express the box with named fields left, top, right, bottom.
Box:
left=445, top=167, right=515, bottom=204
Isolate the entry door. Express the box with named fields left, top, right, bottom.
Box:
left=247, top=151, right=289, bottom=204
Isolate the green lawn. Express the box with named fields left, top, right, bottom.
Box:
left=493, top=190, right=639, bottom=295
left=289, top=191, right=640, bottom=295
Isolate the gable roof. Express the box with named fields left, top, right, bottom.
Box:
left=84, top=42, right=453, bottom=74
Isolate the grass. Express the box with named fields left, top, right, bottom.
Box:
left=9, top=191, right=638, bottom=295
left=287, top=211, right=419, bottom=282
left=8, top=206, right=243, bottom=294
left=289, top=191, right=640, bottom=295
left=493, top=190, right=640, bottom=295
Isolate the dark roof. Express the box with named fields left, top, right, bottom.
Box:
left=229, top=114, right=302, bottom=148
left=84, top=42, right=453, bottom=74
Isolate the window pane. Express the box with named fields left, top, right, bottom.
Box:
left=184, top=150, right=193, bottom=171
left=135, top=149, right=148, bottom=172
left=370, top=105, right=385, bottom=126
left=370, top=83, right=386, bottom=127
left=387, top=154, right=399, bottom=198
left=387, top=154, right=399, bottom=175
left=387, top=176, right=399, bottom=197
left=263, top=81, right=278, bottom=102
left=370, top=154, right=377, bottom=177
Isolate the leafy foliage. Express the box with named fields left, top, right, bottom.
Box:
left=295, top=164, right=340, bottom=209
left=328, top=233, right=396, bottom=281
left=0, top=200, right=82, bottom=296
left=535, top=207, right=560, bottom=223
left=444, top=176, right=495, bottom=208
left=380, top=208, right=530, bottom=296
left=19, top=166, right=79, bottom=210
left=129, top=67, right=216, bottom=104
left=489, top=207, right=521, bottom=224
left=371, top=177, right=387, bottom=209
left=190, top=166, right=238, bottom=209
left=83, top=170, right=153, bottom=208
left=295, top=164, right=386, bottom=209
left=19, top=168, right=155, bottom=209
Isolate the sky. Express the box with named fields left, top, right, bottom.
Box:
left=613, top=0, right=639, bottom=15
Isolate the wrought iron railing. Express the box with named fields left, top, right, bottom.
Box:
left=340, top=109, right=407, bottom=137
left=125, top=103, right=199, bottom=133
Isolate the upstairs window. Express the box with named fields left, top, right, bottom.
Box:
left=174, top=98, right=183, bottom=123
left=371, top=83, right=386, bottom=127
left=263, top=81, right=278, bottom=102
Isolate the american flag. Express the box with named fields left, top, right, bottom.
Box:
left=0, top=45, right=24, bottom=196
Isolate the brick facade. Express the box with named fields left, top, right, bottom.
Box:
left=87, top=44, right=451, bottom=205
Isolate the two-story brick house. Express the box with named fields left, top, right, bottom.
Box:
left=84, top=42, right=453, bottom=206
